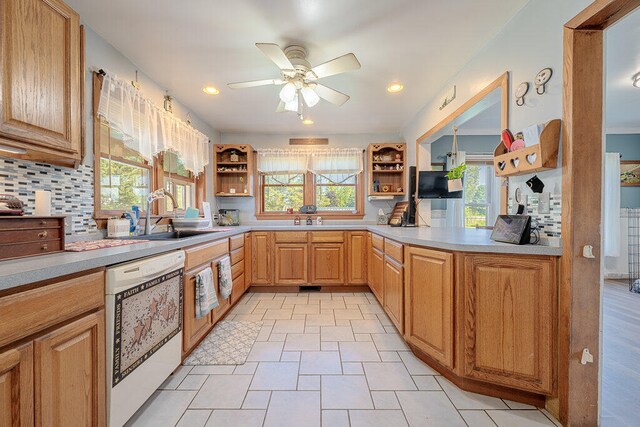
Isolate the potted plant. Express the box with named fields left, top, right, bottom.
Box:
left=446, top=163, right=466, bottom=192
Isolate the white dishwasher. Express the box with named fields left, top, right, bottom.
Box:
left=106, top=250, right=185, bottom=427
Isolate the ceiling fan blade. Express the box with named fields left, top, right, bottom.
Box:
left=256, top=43, right=295, bottom=71
left=309, top=53, right=361, bottom=79
left=314, top=84, right=350, bottom=106
left=227, top=78, right=284, bottom=89
left=276, top=101, right=286, bottom=113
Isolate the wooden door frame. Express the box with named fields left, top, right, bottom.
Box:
left=560, top=1, right=640, bottom=425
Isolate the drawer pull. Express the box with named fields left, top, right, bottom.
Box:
left=38, top=231, right=48, bottom=239
left=40, top=220, right=47, bottom=225
left=41, top=244, right=48, bottom=251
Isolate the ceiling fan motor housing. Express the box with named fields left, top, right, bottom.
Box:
left=284, top=45, right=312, bottom=75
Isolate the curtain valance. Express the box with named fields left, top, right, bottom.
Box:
left=257, top=148, right=363, bottom=180
left=97, top=71, right=210, bottom=174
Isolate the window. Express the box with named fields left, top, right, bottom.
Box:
left=98, top=120, right=152, bottom=214
left=258, top=170, right=363, bottom=218
left=463, top=161, right=499, bottom=228
left=162, top=151, right=196, bottom=213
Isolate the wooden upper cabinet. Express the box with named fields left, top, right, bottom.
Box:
left=35, top=310, right=105, bottom=426
left=0, top=343, right=34, bottom=427
left=461, top=254, right=556, bottom=395
left=310, top=243, right=345, bottom=285
left=347, top=231, right=367, bottom=285
left=251, top=232, right=273, bottom=285
left=404, top=246, right=454, bottom=369
left=383, top=256, right=404, bottom=333
left=369, top=246, right=384, bottom=304
left=0, top=0, right=84, bottom=166
left=275, top=243, right=309, bottom=285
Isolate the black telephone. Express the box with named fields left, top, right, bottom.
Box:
left=300, top=205, right=317, bottom=214
left=0, top=194, right=24, bottom=215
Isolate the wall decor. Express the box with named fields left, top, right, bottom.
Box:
left=621, top=160, right=640, bottom=186
left=515, top=82, right=530, bottom=106
left=534, top=68, right=553, bottom=95
left=439, top=85, right=457, bottom=110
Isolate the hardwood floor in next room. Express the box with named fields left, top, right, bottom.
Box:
left=127, top=291, right=561, bottom=427
left=602, top=280, right=640, bottom=427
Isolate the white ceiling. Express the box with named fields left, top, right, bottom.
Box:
left=606, top=9, right=640, bottom=132
left=67, top=0, right=529, bottom=134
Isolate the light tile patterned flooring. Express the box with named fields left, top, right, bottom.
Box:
left=127, top=292, right=561, bottom=427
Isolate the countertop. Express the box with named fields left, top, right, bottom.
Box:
left=0, top=224, right=562, bottom=291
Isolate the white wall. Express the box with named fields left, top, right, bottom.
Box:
left=216, top=132, right=403, bottom=223
left=402, top=0, right=592, bottom=215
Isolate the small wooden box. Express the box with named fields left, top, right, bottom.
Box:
left=0, top=216, right=66, bottom=260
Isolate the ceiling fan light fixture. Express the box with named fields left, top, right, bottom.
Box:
left=301, top=86, right=320, bottom=107
left=284, top=94, right=299, bottom=112
left=279, top=82, right=297, bottom=102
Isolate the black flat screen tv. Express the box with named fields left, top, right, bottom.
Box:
left=417, top=171, right=463, bottom=199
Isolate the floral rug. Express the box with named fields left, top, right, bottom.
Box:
left=183, top=320, right=262, bottom=365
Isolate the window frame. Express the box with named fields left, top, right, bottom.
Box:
left=256, top=167, right=365, bottom=220
left=462, top=159, right=496, bottom=228
left=92, top=73, right=204, bottom=222
left=157, top=152, right=199, bottom=216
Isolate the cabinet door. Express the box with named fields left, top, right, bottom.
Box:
left=462, top=254, right=555, bottom=395
left=183, top=266, right=214, bottom=355
left=369, top=246, right=384, bottom=304
left=35, top=310, right=105, bottom=426
left=251, top=232, right=273, bottom=285
left=0, top=344, right=34, bottom=427
left=244, top=233, right=252, bottom=291
left=275, top=244, right=309, bottom=285
left=383, top=256, right=404, bottom=333
left=404, top=247, right=454, bottom=369
left=0, top=0, right=82, bottom=157
left=347, top=232, right=367, bottom=285
left=211, top=258, right=231, bottom=324
left=310, top=243, right=345, bottom=285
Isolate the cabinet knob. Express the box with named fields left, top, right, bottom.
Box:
left=38, top=231, right=48, bottom=239
left=40, top=220, right=47, bottom=225
left=41, top=244, right=48, bottom=251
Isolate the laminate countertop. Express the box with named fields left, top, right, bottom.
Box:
left=0, top=224, right=562, bottom=291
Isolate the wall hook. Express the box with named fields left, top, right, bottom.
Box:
left=535, top=68, right=553, bottom=95
left=515, top=82, right=529, bottom=106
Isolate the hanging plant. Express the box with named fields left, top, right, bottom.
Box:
left=446, top=162, right=466, bottom=192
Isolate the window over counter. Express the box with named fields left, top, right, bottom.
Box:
left=162, top=151, right=196, bottom=213
left=463, top=159, right=501, bottom=228
left=256, top=148, right=364, bottom=219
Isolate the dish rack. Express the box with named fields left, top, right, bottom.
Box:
left=493, top=119, right=561, bottom=177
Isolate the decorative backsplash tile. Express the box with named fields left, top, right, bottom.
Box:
left=509, top=193, right=562, bottom=238
left=0, top=157, right=97, bottom=235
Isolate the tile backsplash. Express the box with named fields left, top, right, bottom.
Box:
left=509, top=193, right=562, bottom=238
left=0, top=157, right=97, bottom=235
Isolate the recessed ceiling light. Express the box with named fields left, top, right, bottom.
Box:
left=633, top=72, right=640, bottom=88
left=203, top=86, right=219, bottom=95
left=387, top=83, right=404, bottom=93
left=302, top=119, right=314, bottom=125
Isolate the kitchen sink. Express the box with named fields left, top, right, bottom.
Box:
left=115, top=229, right=228, bottom=241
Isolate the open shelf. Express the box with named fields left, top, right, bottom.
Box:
left=367, top=143, right=406, bottom=197
left=493, top=119, right=561, bottom=177
left=214, top=144, right=255, bottom=197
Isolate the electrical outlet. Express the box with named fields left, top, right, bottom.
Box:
left=538, top=192, right=550, bottom=214
left=63, top=215, right=73, bottom=231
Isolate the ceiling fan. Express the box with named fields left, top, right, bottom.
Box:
left=227, top=43, right=361, bottom=117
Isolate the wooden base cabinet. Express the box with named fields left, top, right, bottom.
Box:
left=310, top=244, right=344, bottom=285
left=383, top=256, right=404, bottom=333
left=251, top=232, right=273, bottom=285
left=461, top=254, right=556, bottom=395
left=0, top=343, right=34, bottom=426
left=347, top=232, right=367, bottom=285
left=275, top=244, right=309, bottom=285
left=35, top=310, right=105, bottom=426
left=183, top=265, right=214, bottom=354
left=404, top=247, right=454, bottom=369
left=369, top=245, right=384, bottom=304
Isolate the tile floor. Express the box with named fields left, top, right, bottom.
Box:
left=126, top=291, right=561, bottom=427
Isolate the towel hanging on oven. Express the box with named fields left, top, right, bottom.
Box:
left=195, top=267, right=218, bottom=319
left=218, top=256, right=233, bottom=300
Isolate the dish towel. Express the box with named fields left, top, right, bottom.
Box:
left=195, top=267, right=218, bottom=319
left=218, top=256, right=233, bottom=300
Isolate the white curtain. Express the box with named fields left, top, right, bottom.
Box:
left=308, top=148, right=363, bottom=183
left=98, top=71, right=210, bottom=175
left=446, top=150, right=466, bottom=228
left=256, top=149, right=309, bottom=174
left=604, top=152, right=621, bottom=257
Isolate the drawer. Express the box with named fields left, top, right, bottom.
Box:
left=311, top=231, right=344, bottom=243
left=0, top=217, right=63, bottom=231
left=230, top=234, right=244, bottom=250
left=274, top=231, right=308, bottom=243
left=185, top=239, right=229, bottom=270
left=0, top=227, right=61, bottom=244
left=371, top=233, right=384, bottom=250
left=231, top=273, right=245, bottom=304
left=0, top=239, right=63, bottom=261
left=0, top=270, right=104, bottom=348
left=384, top=239, right=404, bottom=263
left=232, top=261, right=245, bottom=280
left=230, top=246, right=245, bottom=265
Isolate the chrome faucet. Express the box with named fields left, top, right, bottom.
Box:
left=144, top=189, right=177, bottom=235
